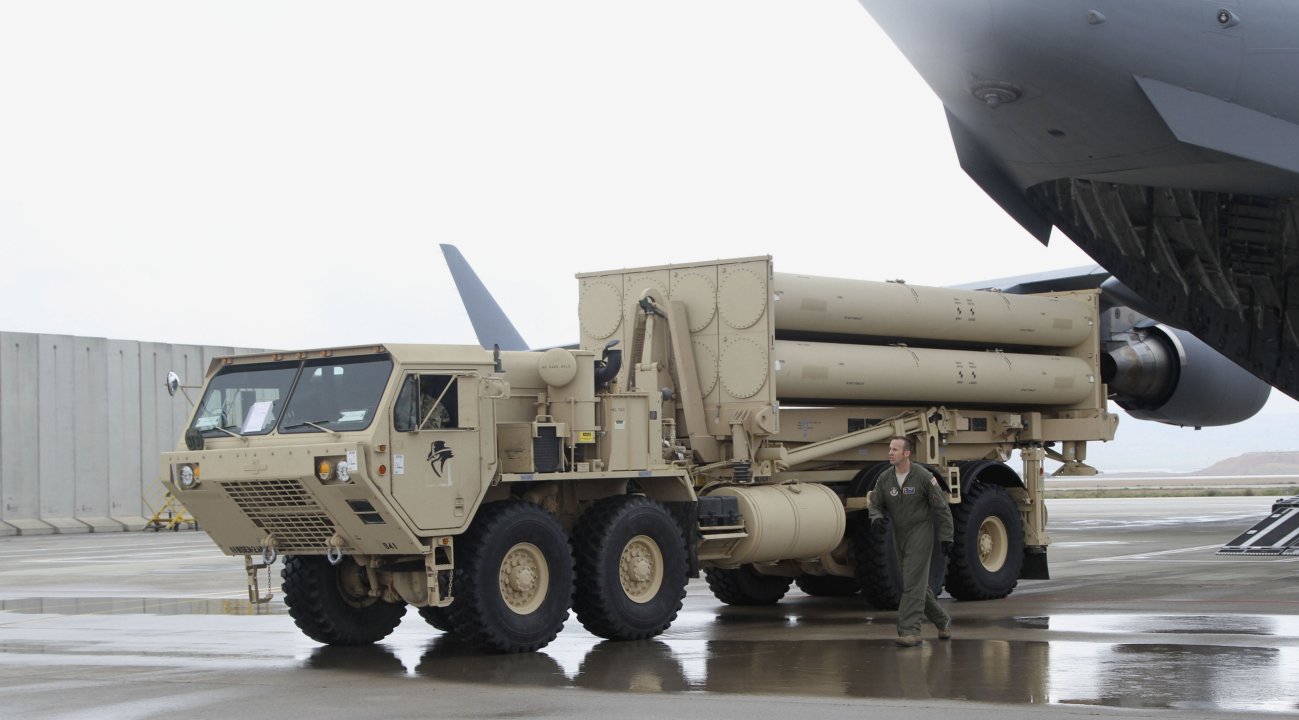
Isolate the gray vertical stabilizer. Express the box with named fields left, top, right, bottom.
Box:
left=439, top=244, right=529, bottom=351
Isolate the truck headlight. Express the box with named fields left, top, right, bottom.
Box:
left=316, top=456, right=351, bottom=484
left=176, top=463, right=200, bottom=490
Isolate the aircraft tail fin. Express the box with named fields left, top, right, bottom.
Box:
left=439, top=244, right=530, bottom=351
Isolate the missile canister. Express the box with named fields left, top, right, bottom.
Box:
left=773, top=273, right=1094, bottom=348
left=773, top=340, right=1095, bottom=405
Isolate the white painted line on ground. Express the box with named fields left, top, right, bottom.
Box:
left=1081, top=544, right=1224, bottom=561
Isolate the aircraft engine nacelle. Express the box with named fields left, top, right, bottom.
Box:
left=1103, top=323, right=1270, bottom=427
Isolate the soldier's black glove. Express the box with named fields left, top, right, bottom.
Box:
left=871, top=517, right=885, bottom=532
left=941, top=541, right=952, bottom=555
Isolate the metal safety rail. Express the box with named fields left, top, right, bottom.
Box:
left=143, top=492, right=197, bottom=532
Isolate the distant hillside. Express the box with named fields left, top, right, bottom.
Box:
left=1081, top=412, right=1299, bottom=473
left=1193, top=451, right=1299, bottom=476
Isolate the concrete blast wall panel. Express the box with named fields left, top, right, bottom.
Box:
left=0, top=332, right=259, bottom=535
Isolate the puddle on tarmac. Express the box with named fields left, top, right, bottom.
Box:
left=10, top=597, right=1298, bottom=712
left=302, top=631, right=1299, bottom=713
left=0, top=597, right=285, bottom=616
left=1014, top=613, right=1299, bottom=637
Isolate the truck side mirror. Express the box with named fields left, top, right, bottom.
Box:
left=165, top=371, right=195, bottom=407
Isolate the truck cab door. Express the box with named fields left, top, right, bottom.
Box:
left=388, top=372, right=484, bottom=532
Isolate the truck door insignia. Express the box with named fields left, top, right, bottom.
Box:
left=427, top=441, right=454, bottom=478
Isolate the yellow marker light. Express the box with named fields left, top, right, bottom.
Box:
left=314, top=455, right=353, bottom=484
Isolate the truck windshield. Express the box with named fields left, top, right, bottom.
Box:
left=192, top=362, right=298, bottom=437
left=189, top=354, right=393, bottom=438
left=278, top=355, right=394, bottom=434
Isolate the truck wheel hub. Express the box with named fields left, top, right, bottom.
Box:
left=498, top=542, right=548, bottom=614
left=977, top=516, right=1009, bottom=572
left=619, top=535, right=664, bottom=603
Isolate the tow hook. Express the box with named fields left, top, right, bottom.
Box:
left=261, top=535, right=279, bottom=565
left=244, top=534, right=278, bottom=604
left=326, top=535, right=344, bottom=566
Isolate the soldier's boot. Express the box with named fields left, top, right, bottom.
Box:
left=895, top=635, right=922, bottom=647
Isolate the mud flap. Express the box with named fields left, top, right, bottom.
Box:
left=1019, top=547, right=1049, bottom=580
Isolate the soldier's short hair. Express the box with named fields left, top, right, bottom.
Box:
left=889, top=435, right=913, bottom=453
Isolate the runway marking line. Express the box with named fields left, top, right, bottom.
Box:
left=1077, top=544, right=1298, bottom=562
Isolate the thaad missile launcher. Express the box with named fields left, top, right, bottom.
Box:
left=162, top=256, right=1118, bottom=653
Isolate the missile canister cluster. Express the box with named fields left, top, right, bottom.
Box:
left=577, top=258, right=1099, bottom=410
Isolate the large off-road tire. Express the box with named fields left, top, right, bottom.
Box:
left=946, top=481, right=1024, bottom=600
left=418, top=605, right=456, bottom=634
left=417, top=567, right=457, bottom=633
left=448, top=500, right=574, bottom=653
left=281, top=555, right=407, bottom=646
left=850, top=516, right=945, bottom=610
left=794, top=573, right=861, bottom=597
left=573, top=496, right=689, bottom=641
left=703, top=565, right=792, bottom=606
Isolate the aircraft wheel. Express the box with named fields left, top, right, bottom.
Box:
left=573, top=496, right=689, bottom=641
left=946, top=481, right=1024, bottom=600
left=282, top=555, right=407, bottom=646
left=448, top=500, right=573, bottom=653
left=703, top=565, right=792, bottom=606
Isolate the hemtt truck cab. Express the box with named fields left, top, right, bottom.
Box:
left=163, top=256, right=1117, bottom=653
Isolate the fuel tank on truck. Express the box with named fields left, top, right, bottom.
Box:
left=703, top=482, right=845, bottom=566
left=773, top=273, right=1094, bottom=348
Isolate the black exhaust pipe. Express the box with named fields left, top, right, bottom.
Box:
left=594, top=340, right=622, bottom=390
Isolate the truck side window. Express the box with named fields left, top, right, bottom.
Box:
left=394, top=376, right=418, bottom=432
left=394, top=374, right=459, bottom=432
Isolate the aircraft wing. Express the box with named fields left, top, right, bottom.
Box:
left=953, top=264, right=1109, bottom=294
left=856, top=0, right=1299, bottom=405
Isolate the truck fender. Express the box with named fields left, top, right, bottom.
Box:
left=954, top=460, right=1022, bottom=492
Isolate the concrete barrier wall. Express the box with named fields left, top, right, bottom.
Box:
left=0, top=332, right=260, bottom=535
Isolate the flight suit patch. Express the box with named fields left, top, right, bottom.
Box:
left=903, top=487, right=916, bottom=494
left=890, top=488, right=899, bottom=497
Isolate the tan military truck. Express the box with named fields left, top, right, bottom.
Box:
left=161, top=255, right=1115, bottom=653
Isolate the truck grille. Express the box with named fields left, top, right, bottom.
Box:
left=222, top=479, right=342, bottom=553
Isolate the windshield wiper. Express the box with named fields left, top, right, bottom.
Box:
left=198, top=423, right=248, bottom=445
left=209, top=424, right=244, bottom=439
left=282, top=419, right=341, bottom=438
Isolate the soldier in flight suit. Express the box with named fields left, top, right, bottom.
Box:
left=867, top=435, right=955, bottom=647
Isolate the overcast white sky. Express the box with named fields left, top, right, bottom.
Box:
left=2, top=1, right=1295, bottom=444
left=1, top=1, right=1100, bottom=347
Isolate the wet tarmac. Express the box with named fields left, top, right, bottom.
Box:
left=2, top=496, right=1297, bottom=719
